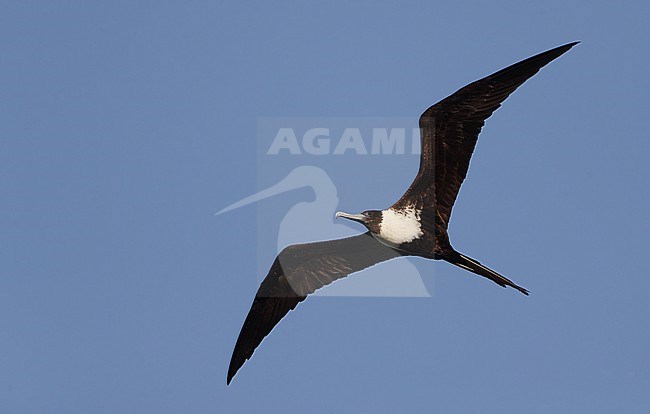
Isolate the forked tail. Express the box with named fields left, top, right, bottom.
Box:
left=447, top=252, right=529, bottom=295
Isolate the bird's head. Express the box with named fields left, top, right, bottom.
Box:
left=335, top=209, right=382, bottom=234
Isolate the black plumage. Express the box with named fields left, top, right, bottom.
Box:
left=227, top=42, right=578, bottom=384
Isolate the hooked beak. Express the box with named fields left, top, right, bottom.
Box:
left=335, top=211, right=367, bottom=224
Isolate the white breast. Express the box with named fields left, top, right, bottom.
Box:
left=376, top=207, right=423, bottom=247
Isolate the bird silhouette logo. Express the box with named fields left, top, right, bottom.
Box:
left=217, top=165, right=432, bottom=297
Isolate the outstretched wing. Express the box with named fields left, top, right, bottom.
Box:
left=396, top=42, right=578, bottom=229
left=227, top=232, right=404, bottom=384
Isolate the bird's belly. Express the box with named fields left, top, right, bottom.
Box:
left=378, top=208, right=424, bottom=246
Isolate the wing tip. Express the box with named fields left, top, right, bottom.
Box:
left=559, top=40, right=580, bottom=53
left=548, top=41, right=580, bottom=59
left=226, top=363, right=238, bottom=385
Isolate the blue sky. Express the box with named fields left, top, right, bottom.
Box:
left=2, top=1, right=649, bottom=413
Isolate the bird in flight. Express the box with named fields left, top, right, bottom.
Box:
left=227, top=42, right=578, bottom=384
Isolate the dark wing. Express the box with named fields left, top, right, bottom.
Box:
left=227, top=232, right=403, bottom=384
left=396, top=42, right=578, bottom=229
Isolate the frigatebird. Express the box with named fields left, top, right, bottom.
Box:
left=227, top=42, right=578, bottom=384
